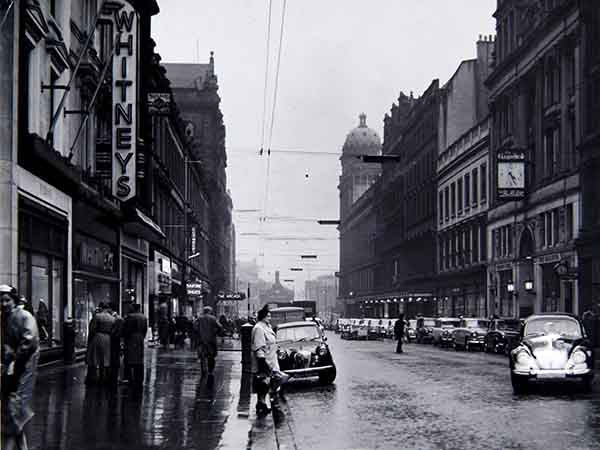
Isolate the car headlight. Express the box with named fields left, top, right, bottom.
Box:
left=515, top=350, right=533, bottom=365
left=316, top=345, right=328, bottom=356
left=570, top=350, right=587, bottom=365
left=278, top=350, right=288, bottom=360
left=471, top=332, right=478, bottom=338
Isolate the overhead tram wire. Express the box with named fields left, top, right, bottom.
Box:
left=259, top=0, right=273, bottom=154
left=260, top=0, right=288, bottom=274
left=258, top=0, right=274, bottom=270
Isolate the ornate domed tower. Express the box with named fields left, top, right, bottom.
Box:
left=339, top=113, right=381, bottom=222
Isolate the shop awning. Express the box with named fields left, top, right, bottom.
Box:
left=123, top=207, right=166, bottom=241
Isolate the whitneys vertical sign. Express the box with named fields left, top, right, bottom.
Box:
left=110, top=1, right=138, bottom=201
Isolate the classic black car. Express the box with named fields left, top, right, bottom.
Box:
left=484, top=318, right=521, bottom=355
left=416, top=317, right=436, bottom=343
left=276, top=321, right=337, bottom=385
left=509, top=313, right=594, bottom=394
left=452, top=318, right=489, bottom=351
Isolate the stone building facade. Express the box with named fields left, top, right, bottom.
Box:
left=337, top=114, right=381, bottom=316
left=486, top=0, right=588, bottom=317
left=436, top=37, right=494, bottom=318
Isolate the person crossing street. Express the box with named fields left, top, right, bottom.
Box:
left=394, top=314, right=405, bottom=354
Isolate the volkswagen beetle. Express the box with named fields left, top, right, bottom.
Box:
left=509, top=313, right=593, bottom=394
left=276, top=321, right=336, bottom=385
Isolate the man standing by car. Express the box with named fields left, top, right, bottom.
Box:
left=1, top=284, right=39, bottom=450
left=394, top=314, right=405, bottom=353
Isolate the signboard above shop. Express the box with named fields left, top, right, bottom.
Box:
left=217, top=292, right=247, bottom=301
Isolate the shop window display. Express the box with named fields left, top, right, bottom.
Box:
left=73, top=278, right=117, bottom=349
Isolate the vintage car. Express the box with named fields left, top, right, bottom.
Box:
left=352, top=319, right=369, bottom=340
left=509, top=313, right=593, bottom=394
left=365, top=319, right=383, bottom=340
left=276, top=320, right=337, bottom=385
left=432, top=318, right=461, bottom=347
left=385, top=319, right=397, bottom=339
left=484, top=318, right=522, bottom=355
left=406, top=319, right=417, bottom=342
left=452, top=318, right=489, bottom=351
left=339, top=319, right=353, bottom=339
left=416, top=317, right=436, bottom=343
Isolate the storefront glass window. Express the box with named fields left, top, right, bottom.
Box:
left=52, top=259, right=63, bottom=344
left=122, top=257, right=146, bottom=314
left=31, top=254, right=51, bottom=346
left=73, top=278, right=117, bottom=349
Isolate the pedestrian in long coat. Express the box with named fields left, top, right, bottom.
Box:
left=394, top=314, right=405, bottom=354
left=196, top=306, right=222, bottom=376
left=122, top=303, right=148, bottom=389
left=86, top=303, right=116, bottom=384
left=1, top=285, right=40, bottom=450
left=109, top=305, right=124, bottom=386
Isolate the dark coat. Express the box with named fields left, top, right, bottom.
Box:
left=87, top=311, right=116, bottom=367
left=110, top=315, right=124, bottom=366
left=123, top=312, right=148, bottom=365
left=394, top=319, right=405, bottom=340
left=196, top=314, right=222, bottom=357
left=2, top=306, right=40, bottom=435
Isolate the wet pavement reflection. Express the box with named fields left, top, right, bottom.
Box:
left=28, top=349, right=265, bottom=450
left=280, top=334, right=600, bottom=450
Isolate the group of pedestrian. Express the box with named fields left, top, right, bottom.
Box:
left=1, top=284, right=39, bottom=450
left=85, top=302, right=147, bottom=390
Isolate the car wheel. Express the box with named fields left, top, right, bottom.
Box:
left=319, top=367, right=337, bottom=385
left=511, top=373, right=528, bottom=394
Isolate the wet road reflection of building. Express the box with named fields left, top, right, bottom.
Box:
left=28, top=350, right=248, bottom=450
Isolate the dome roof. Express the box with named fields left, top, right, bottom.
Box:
left=342, top=113, right=381, bottom=155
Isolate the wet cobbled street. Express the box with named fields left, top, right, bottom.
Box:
left=277, top=334, right=600, bottom=450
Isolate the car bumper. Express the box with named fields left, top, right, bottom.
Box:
left=440, top=336, right=453, bottom=344
left=512, top=368, right=592, bottom=380
left=466, top=338, right=485, bottom=346
left=282, top=365, right=335, bottom=378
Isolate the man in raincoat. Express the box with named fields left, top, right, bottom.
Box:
left=86, top=303, right=115, bottom=385
left=109, top=304, right=124, bottom=386
left=1, top=284, right=40, bottom=450
left=122, top=303, right=148, bottom=390
left=196, top=306, right=222, bottom=376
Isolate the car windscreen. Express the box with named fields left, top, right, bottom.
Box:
left=465, top=320, right=488, bottom=328
left=441, top=321, right=460, bottom=327
left=422, top=320, right=435, bottom=327
left=277, top=325, right=321, bottom=342
left=524, top=317, right=582, bottom=339
left=498, top=321, right=520, bottom=331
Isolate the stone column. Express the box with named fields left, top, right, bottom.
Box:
left=0, top=1, right=18, bottom=286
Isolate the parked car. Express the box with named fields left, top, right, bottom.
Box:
left=432, top=318, right=461, bottom=347
left=276, top=320, right=337, bottom=385
left=484, top=318, right=522, bottom=355
left=406, top=319, right=417, bottom=342
left=509, top=313, right=593, bottom=394
left=385, top=319, right=397, bottom=339
left=452, top=318, right=489, bottom=351
left=416, top=317, right=436, bottom=343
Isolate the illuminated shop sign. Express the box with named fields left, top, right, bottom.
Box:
left=108, top=1, right=138, bottom=201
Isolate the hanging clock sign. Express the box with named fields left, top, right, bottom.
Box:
left=497, top=149, right=526, bottom=200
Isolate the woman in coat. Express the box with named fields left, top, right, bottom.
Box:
left=86, top=303, right=115, bottom=385
left=122, top=303, right=148, bottom=390
left=1, top=285, right=40, bottom=450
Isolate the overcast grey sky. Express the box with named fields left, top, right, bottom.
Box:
left=153, top=0, right=496, bottom=294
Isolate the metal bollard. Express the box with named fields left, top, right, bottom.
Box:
left=241, top=323, right=253, bottom=373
